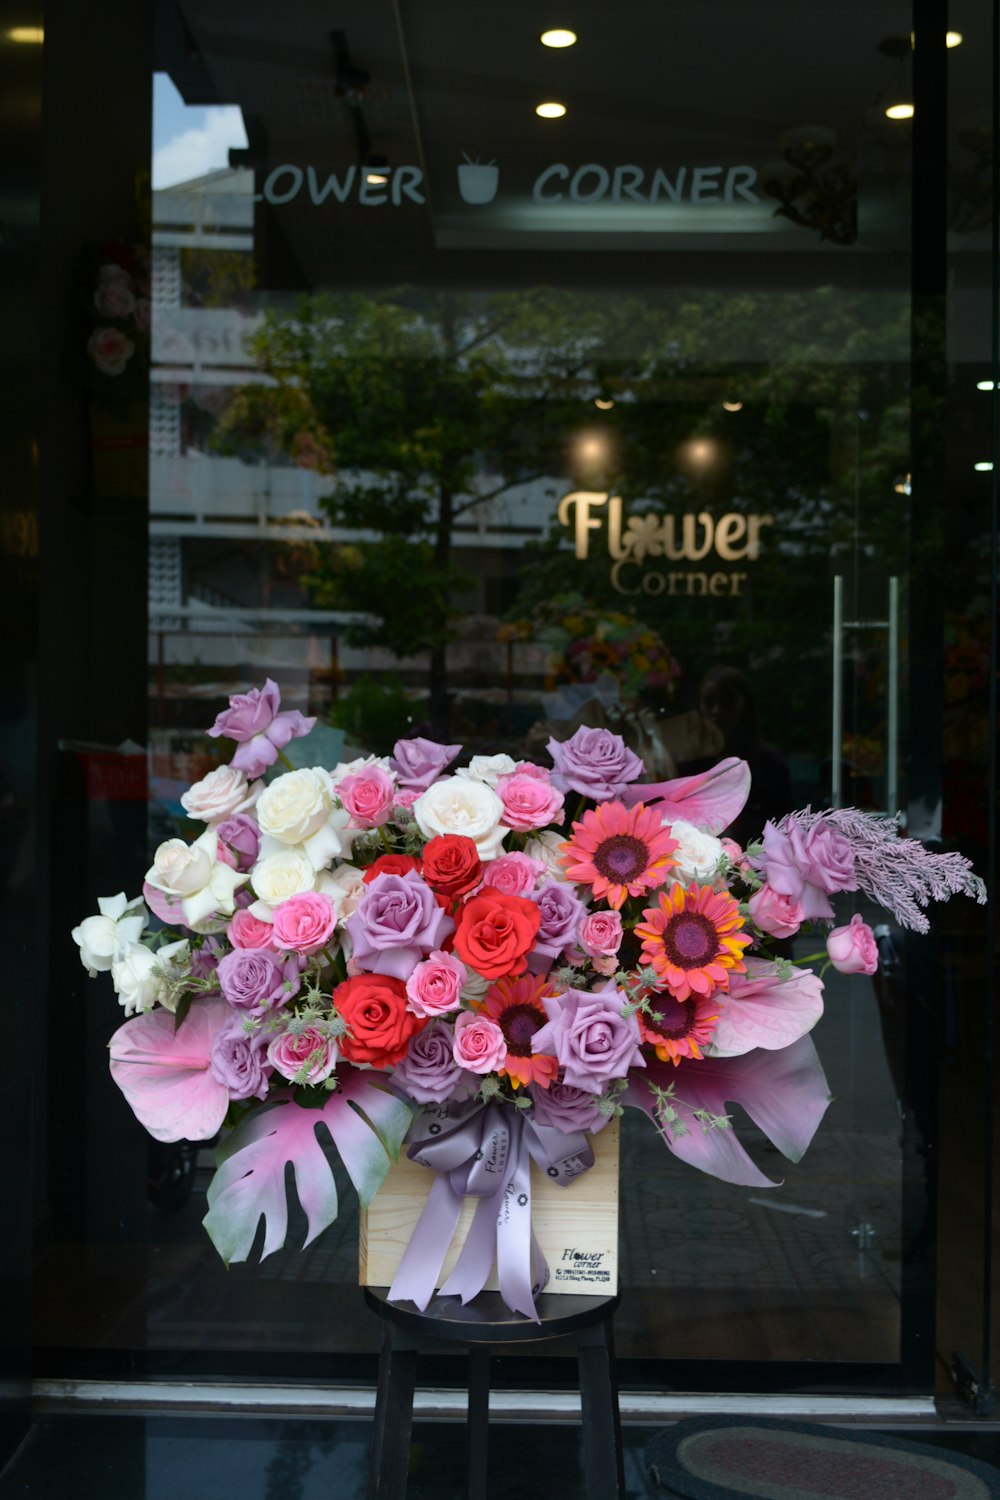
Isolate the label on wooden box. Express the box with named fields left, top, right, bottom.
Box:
left=360, top=1116, right=619, bottom=1296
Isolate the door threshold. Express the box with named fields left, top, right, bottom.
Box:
left=33, top=1379, right=938, bottom=1424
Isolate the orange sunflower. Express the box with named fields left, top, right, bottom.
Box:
left=638, top=992, right=720, bottom=1066
left=478, top=974, right=559, bottom=1089
left=560, top=800, right=678, bottom=910
left=635, top=883, right=751, bottom=1001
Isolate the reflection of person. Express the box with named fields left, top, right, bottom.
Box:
left=693, top=666, right=792, bottom=845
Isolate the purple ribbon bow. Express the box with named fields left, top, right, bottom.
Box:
left=386, top=1097, right=595, bottom=1322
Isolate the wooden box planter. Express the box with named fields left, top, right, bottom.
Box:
left=360, top=1118, right=619, bottom=1298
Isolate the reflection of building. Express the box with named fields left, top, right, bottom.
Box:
left=149, top=166, right=567, bottom=721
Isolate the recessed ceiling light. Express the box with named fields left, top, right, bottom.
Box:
left=540, top=28, right=577, bottom=47
left=535, top=101, right=567, bottom=119
left=594, top=397, right=615, bottom=410
left=6, top=25, right=43, bottom=41
left=722, top=400, right=743, bottom=412
left=977, top=380, right=995, bottom=390
left=974, top=461, right=994, bottom=471
left=946, top=30, right=963, bottom=47
left=885, top=103, right=914, bottom=120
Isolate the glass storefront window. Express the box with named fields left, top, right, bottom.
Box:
left=29, top=0, right=995, bottom=1401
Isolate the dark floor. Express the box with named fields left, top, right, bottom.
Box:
left=2, top=1414, right=1000, bottom=1500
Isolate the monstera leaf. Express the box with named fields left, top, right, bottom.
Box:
left=623, top=756, right=751, bottom=834
left=626, top=1035, right=832, bottom=1189
left=203, top=1068, right=413, bottom=1264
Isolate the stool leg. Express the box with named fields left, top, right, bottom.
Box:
left=466, top=1346, right=491, bottom=1500
left=368, top=1322, right=418, bottom=1500
left=577, top=1315, right=625, bottom=1500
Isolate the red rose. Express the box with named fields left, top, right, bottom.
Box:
left=421, top=835, right=482, bottom=901
left=452, top=892, right=541, bottom=980
left=362, top=853, right=422, bottom=884
left=334, top=973, right=426, bottom=1068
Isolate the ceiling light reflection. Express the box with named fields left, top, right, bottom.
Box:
left=977, top=380, right=995, bottom=391
left=946, top=30, right=963, bottom=47
left=885, top=103, right=915, bottom=120
left=535, top=101, right=567, bottom=119
left=6, top=25, right=43, bottom=41
left=722, top=401, right=743, bottom=412
left=540, top=28, right=577, bottom=47
left=974, top=461, right=994, bottom=472
left=594, top=397, right=615, bottom=410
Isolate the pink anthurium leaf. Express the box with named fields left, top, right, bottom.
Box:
left=625, top=1037, right=832, bottom=1187
left=202, top=1068, right=413, bottom=1265
left=621, top=756, right=751, bottom=835
left=709, top=958, right=824, bottom=1057
left=108, top=996, right=231, bottom=1143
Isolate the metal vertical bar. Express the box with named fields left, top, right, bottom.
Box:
left=887, top=576, right=900, bottom=815
left=832, top=576, right=843, bottom=808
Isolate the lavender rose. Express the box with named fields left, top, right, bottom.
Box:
left=390, top=735, right=461, bottom=792
left=216, top=948, right=301, bottom=1015
left=532, top=981, right=644, bottom=1093
left=529, top=880, right=589, bottom=967
left=392, top=1020, right=477, bottom=1104
left=763, top=818, right=858, bottom=921
left=547, top=726, right=644, bottom=802
left=207, top=678, right=316, bottom=779
left=346, top=870, right=455, bottom=982
left=529, top=1079, right=610, bottom=1135
left=210, top=1020, right=274, bottom=1101
left=215, top=813, right=261, bottom=871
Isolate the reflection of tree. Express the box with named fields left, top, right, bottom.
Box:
left=216, top=285, right=911, bottom=743
left=216, top=289, right=655, bottom=731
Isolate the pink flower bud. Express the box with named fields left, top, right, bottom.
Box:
left=826, top=914, right=879, bottom=975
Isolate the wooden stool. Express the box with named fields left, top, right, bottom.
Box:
left=364, top=1286, right=625, bottom=1500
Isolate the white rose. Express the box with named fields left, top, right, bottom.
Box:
left=666, top=817, right=725, bottom=884
left=257, top=767, right=332, bottom=844
left=523, top=830, right=574, bottom=885
left=111, top=938, right=190, bottom=1016
left=323, top=862, right=367, bottom=921
left=413, top=776, right=509, bottom=860
left=147, top=837, right=212, bottom=896
left=330, top=754, right=390, bottom=786
left=72, top=892, right=147, bottom=976
left=250, top=847, right=318, bottom=909
left=455, top=754, right=517, bottom=787
left=145, top=828, right=246, bottom=926
left=180, top=765, right=260, bottom=823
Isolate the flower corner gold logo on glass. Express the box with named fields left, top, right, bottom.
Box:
left=557, top=491, right=773, bottom=599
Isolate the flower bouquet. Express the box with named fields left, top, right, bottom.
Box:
left=73, top=680, right=984, bottom=1320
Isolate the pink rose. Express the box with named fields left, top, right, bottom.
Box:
left=496, top=771, right=565, bottom=832
left=267, top=1025, right=338, bottom=1084
left=271, top=892, right=337, bottom=955
left=337, top=766, right=396, bottom=828
left=748, top=884, right=805, bottom=939
left=94, top=280, right=136, bottom=319
left=452, top=1011, right=507, bottom=1074
left=405, top=950, right=467, bottom=1017
left=579, top=910, right=623, bottom=959
left=480, top=852, right=547, bottom=898
left=227, top=909, right=277, bottom=951
left=826, top=914, right=879, bottom=976
left=393, top=787, right=420, bottom=811
left=87, top=326, right=135, bottom=376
